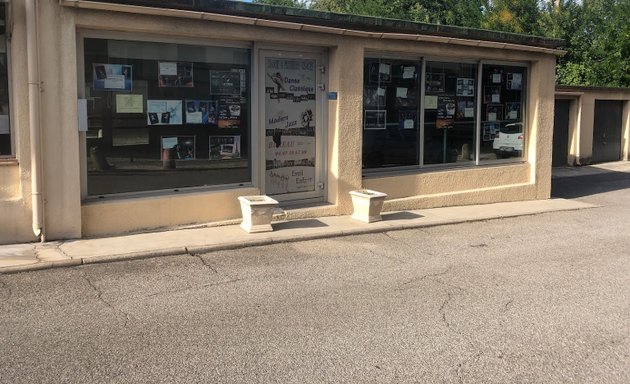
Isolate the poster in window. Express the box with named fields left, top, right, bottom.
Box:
left=482, top=123, right=498, bottom=142
left=158, top=62, right=194, bottom=88
left=395, top=87, right=417, bottom=108
left=147, top=100, right=183, bottom=125
left=507, top=73, right=523, bottom=90
left=398, top=110, right=417, bottom=130
left=486, top=104, right=503, bottom=122
left=209, top=135, right=241, bottom=160
left=185, top=99, right=218, bottom=125
left=211, top=71, right=241, bottom=95
left=364, top=86, right=386, bottom=107
left=484, top=86, right=501, bottom=103
left=161, top=136, right=195, bottom=160
left=368, top=62, right=392, bottom=83
left=116, top=94, right=144, bottom=114
left=505, top=102, right=521, bottom=120
left=456, top=78, right=475, bottom=97
left=456, top=100, right=475, bottom=120
left=489, top=68, right=503, bottom=84
left=425, top=73, right=445, bottom=92
left=264, top=58, right=317, bottom=194
left=436, top=95, right=456, bottom=129
left=217, top=96, right=241, bottom=129
left=93, top=63, right=132, bottom=92
left=401, top=65, right=417, bottom=80
left=424, top=95, right=438, bottom=109
left=364, top=110, right=387, bottom=130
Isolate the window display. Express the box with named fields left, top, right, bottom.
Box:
left=0, top=4, right=11, bottom=156
left=362, top=57, right=527, bottom=172
left=480, top=64, right=527, bottom=160
left=83, top=38, right=251, bottom=196
left=424, top=62, right=477, bottom=165
left=362, top=58, right=420, bottom=168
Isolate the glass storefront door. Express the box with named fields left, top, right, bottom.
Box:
left=260, top=50, right=326, bottom=201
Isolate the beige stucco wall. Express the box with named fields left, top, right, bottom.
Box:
left=0, top=2, right=36, bottom=244
left=0, top=0, right=559, bottom=243
left=556, top=87, right=630, bottom=165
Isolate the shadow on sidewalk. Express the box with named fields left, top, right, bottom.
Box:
left=552, top=170, right=630, bottom=199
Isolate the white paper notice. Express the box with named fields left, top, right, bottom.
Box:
left=379, top=63, right=391, bottom=75
left=492, top=73, right=501, bottom=83
left=488, top=112, right=497, bottom=122
left=396, top=87, right=408, bottom=98
left=425, top=95, right=438, bottom=109
left=402, top=66, right=415, bottom=79
left=492, top=94, right=500, bottom=103
left=116, top=94, right=144, bottom=113
left=377, top=87, right=386, bottom=97
left=187, top=111, right=202, bottom=124
left=159, top=62, right=178, bottom=76
left=104, top=75, right=125, bottom=90
left=464, top=108, right=475, bottom=118
left=508, top=111, right=517, bottom=119
left=404, top=119, right=414, bottom=129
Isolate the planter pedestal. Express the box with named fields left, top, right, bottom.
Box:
left=349, top=189, right=387, bottom=223
left=238, top=195, right=279, bottom=233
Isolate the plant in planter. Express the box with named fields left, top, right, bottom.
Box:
left=349, top=189, right=388, bottom=223
left=238, top=195, right=279, bottom=233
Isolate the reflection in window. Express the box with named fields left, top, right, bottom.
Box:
left=480, top=64, right=526, bottom=161
left=83, top=38, right=251, bottom=196
left=424, top=62, right=477, bottom=165
left=362, top=57, right=527, bottom=173
left=362, top=58, right=420, bottom=169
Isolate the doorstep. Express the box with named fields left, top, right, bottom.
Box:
left=0, top=198, right=596, bottom=274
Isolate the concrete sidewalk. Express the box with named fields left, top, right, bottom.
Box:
left=0, top=198, right=594, bottom=274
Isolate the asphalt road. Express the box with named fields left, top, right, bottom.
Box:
left=1, top=170, right=629, bottom=383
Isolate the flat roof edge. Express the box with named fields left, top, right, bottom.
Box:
left=556, top=85, right=630, bottom=93
left=66, top=0, right=565, bottom=50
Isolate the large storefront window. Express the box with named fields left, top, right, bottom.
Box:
left=362, top=57, right=527, bottom=171
left=0, top=4, right=11, bottom=156
left=480, top=64, right=527, bottom=161
left=83, top=38, right=251, bottom=196
left=424, top=61, right=477, bottom=165
left=362, top=58, right=420, bottom=168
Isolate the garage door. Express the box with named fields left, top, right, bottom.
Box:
left=592, top=100, right=623, bottom=163
left=553, top=99, right=571, bottom=167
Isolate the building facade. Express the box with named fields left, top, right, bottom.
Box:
left=0, top=0, right=564, bottom=244
left=554, top=86, right=630, bottom=167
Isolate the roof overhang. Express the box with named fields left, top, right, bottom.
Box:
left=61, top=0, right=567, bottom=56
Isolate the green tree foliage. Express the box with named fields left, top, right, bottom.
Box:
left=254, top=0, right=309, bottom=8
left=543, top=0, right=629, bottom=87
left=251, top=0, right=630, bottom=87
left=311, top=0, right=486, bottom=28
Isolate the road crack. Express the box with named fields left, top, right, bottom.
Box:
left=187, top=248, right=218, bottom=274
left=83, top=275, right=131, bottom=327
left=396, top=266, right=454, bottom=291
left=504, top=299, right=514, bottom=312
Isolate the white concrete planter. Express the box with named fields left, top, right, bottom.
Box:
left=238, top=195, right=279, bottom=233
left=349, top=189, right=388, bottom=223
